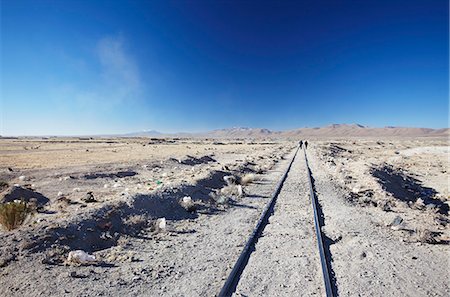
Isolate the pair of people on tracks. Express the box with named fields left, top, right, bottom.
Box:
left=299, top=140, right=308, bottom=149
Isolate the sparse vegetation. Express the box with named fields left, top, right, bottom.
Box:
left=0, top=180, right=8, bottom=191
left=0, top=200, right=34, bottom=231
left=220, top=184, right=243, bottom=198
left=417, top=229, right=438, bottom=244
left=240, top=173, right=256, bottom=185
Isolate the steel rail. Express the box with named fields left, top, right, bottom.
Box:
left=303, top=148, right=334, bottom=297
left=218, top=145, right=300, bottom=297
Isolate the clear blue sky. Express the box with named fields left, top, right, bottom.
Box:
left=1, top=0, right=448, bottom=135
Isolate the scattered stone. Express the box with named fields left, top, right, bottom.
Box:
left=414, top=198, right=425, bottom=209
left=69, top=271, right=88, bottom=278
left=378, top=200, right=392, bottom=212
left=237, top=185, right=243, bottom=197
left=390, top=216, right=404, bottom=230
left=156, top=218, right=166, bottom=231
left=211, top=192, right=229, bottom=205
left=18, top=175, right=26, bottom=181
left=66, top=250, right=96, bottom=265
left=180, top=196, right=196, bottom=212
left=82, top=192, right=97, bottom=203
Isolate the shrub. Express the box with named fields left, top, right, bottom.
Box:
left=0, top=200, right=34, bottom=231
left=240, top=173, right=256, bottom=186
left=0, top=180, right=8, bottom=192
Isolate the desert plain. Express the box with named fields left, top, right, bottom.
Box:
left=0, top=134, right=448, bottom=296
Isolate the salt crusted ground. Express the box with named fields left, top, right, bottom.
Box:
left=0, top=137, right=448, bottom=296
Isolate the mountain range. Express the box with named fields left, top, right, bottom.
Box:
left=125, top=124, right=449, bottom=138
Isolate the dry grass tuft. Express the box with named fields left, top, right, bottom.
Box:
left=417, top=229, right=438, bottom=244
left=219, top=184, right=244, bottom=199
left=0, top=200, right=34, bottom=231
left=240, top=173, right=256, bottom=186
left=0, top=180, right=8, bottom=192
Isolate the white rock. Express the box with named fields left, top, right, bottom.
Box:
left=67, top=250, right=96, bottom=264
left=57, top=191, right=64, bottom=197
left=182, top=196, right=192, bottom=203
left=237, top=185, right=243, bottom=197
left=124, top=188, right=130, bottom=192
left=162, top=173, right=168, bottom=177
left=72, top=188, right=81, bottom=192
left=104, top=184, right=109, bottom=188
left=113, top=183, right=121, bottom=188
left=19, top=175, right=26, bottom=181
left=158, top=218, right=166, bottom=230
left=63, top=176, right=71, bottom=181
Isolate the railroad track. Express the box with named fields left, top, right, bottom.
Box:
left=218, top=145, right=335, bottom=297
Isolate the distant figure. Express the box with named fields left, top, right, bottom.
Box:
left=304, top=140, right=308, bottom=149
left=299, top=140, right=303, bottom=148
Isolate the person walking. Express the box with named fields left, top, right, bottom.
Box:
left=304, top=140, right=308, bottom=149
left=299, top=140, right=303, bottom=148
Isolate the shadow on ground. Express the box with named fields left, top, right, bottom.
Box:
left=0, top=169, right=259, bottom=263
left=372, top=165, right=448, bottom=215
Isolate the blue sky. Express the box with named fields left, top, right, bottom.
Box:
left=1, top=0, right=448, bottom=135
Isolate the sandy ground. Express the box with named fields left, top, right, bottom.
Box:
left=309, top=139, right=449, bottom=297
left=235, top=149, right=323, bottom=296
left=0, top=137, right=448, bottom=296
left=0, top=138, right=295, bottom=296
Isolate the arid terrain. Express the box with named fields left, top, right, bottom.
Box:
left=0, top=135, right=448, bottom=296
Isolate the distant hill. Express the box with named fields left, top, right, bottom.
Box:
left=121, top=130, right=163, bottom=137
left=203, top=127, right=274, bottom=138
left=281, top=124, right=450, bottom=138
left=123, top=124, right=449, bottom=139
